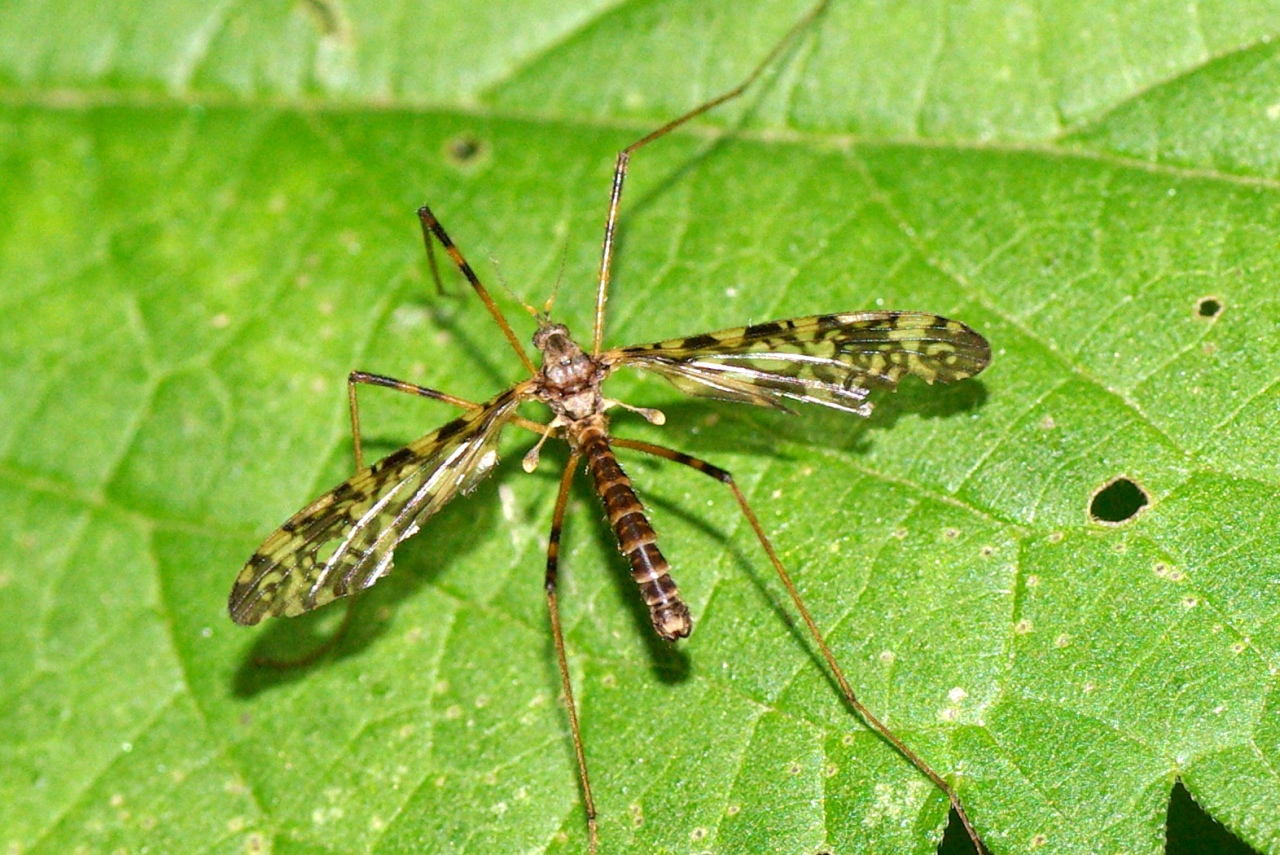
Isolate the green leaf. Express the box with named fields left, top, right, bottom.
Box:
left=2, top=1, right=1278, bottom=854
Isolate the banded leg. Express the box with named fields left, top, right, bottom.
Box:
left=347, top=371, right=482, bottom=471
left=544, top=450, right=598, bottom=855
left=611, top=437, right=986, bottom=854
left=422, top=212, right=447, bottom=296
left=417, top=205, right=537, bottom=376
left=590, top=0, right=830, bottom=354
left=347, top=370, right=553, bottom=471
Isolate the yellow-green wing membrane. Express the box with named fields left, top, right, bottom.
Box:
left=609, top=312, right=991, bottom=415
left=229, top=390, right=523, bottom=626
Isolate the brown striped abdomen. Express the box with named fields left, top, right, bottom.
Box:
left=579, top=426, right=691, bottom=641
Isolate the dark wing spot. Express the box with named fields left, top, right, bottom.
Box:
left=435, top=415, right=469, bottom=443
left=376, top=446, right=417, bottom=473
left=680, top=333, right=720, bottom=351
left=331, top=481, right=359, bottom=503
left=745, top=321, right=784, bottom=338
left=816, top=314, right=845, bottom=331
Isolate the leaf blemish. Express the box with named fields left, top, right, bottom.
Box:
left=444, top=133, right=490, bottom=170
left=299, top=0, right=351, bottom=40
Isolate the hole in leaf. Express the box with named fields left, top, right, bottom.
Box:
left=1089, top=476, right=1149, bottom=523
left=938, top=806, right=980, bottom=854
left=1196, top=296, right=1222, bottom=318
left=1167, top=779, right=1260, bottom=854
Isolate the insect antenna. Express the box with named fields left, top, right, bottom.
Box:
left=484, top=253, right=544, bottom=325
left=542, top=241, right=570, bottom=319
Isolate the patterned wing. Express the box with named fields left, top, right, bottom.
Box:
left=608, top=312, right=990, bottom=416
left=229, top=389, right=524, bottom=626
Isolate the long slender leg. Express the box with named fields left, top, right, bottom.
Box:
left=612, top=437, right=985, bottom=854
left=347, top=371, right=483, bottom=471
left=422, top=213, right=446, bottom=296
left=544, top=450, right=598, bottom=855
left=590, top=0, right=830, bottom=355
left=417, top=205, right=537, bottom=376
left=347, top=371, right=552, bottom=471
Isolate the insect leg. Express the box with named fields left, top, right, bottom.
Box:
left=590, top=0, right=831, bottom=356
left=347, top=371, right=483, bottom=471
left=417, top=205, right=538, bottom=376
left=611, top=437, right=986, bottom=854
left=347, top=371, right=551, bottom=471
left=421, top=208, right=446, bottom=296
left=544, top=449, right=598, bottom=855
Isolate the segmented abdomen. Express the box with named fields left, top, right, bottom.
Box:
left=579, top=426, right=691, bottom=641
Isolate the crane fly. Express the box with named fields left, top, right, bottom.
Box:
left=228, top=1, right=991, bottom=851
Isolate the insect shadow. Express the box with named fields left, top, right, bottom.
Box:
left=626, top=372, right=989, bottom=464
left=231, top=466, right=506, bottom=698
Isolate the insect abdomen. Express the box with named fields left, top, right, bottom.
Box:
left=579, top=427, right=691, bottom=641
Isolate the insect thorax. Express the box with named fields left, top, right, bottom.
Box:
left=533, top=322, right=607, bottom=424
